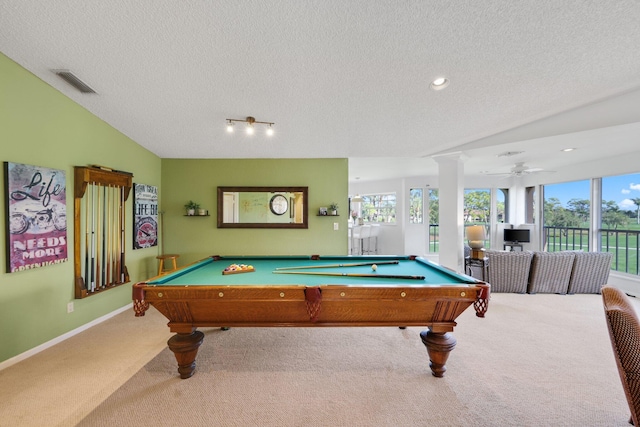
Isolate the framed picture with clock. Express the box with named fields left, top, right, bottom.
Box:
left=133, top=183, right=158, bottom=249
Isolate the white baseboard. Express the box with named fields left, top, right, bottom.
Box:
left=609, top=272, right=640, bottom=298
left=0, top=303, right=133, bottom=372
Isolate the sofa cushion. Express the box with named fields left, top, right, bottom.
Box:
left=567, top=251, right=613, bottom=294
left=486, top=250, right=534, bottom=293
left=527, top=252, right=576, bottom=294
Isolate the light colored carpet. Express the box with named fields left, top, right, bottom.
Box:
left=76, top=293, right=632, bottom=426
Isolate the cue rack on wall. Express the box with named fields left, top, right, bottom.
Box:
left=73, top=166, right=132, bottom=299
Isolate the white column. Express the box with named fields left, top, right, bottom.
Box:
left=433, top=152, right=465, bottom=272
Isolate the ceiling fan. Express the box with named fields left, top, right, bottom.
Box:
left=487, top=162, right=549, bottom=177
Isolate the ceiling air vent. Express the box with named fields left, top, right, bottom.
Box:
left=52, top=70, right=97, bottom=94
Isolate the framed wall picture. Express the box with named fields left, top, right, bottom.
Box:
left=4, top=162, right=68, bottom=273
left=133, top=183, right=158, bottom=249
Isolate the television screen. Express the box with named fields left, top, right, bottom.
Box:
left=504, top=228, right=530, bottom=243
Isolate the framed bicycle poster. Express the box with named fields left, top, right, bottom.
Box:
left=4, top=162, right=68, bottom=273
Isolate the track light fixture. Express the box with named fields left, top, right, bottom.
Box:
left=225, top=116, right=275, bottom=136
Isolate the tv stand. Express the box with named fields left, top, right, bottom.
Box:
left=504, top=242, right=523, bottom=252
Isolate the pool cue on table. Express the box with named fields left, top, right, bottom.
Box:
left=274, top=260, right=399, bottom=270
left=273, top=271, right=425, bottom=280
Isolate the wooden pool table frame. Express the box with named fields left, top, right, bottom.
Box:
left=133, top=255, right=490, bottom=379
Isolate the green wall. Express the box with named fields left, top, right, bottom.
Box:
left=0, top=52, right=349, bottom=364
left=0, top=52, right=161, bottom=362
left=161, top=159, right=348, bottom=264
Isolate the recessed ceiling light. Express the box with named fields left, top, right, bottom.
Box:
left=561, top=148, right=576, bottom=152
left=430, top=77, right=449, bottom=91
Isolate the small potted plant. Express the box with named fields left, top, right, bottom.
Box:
left=184, top=200, right=200, bottom=216
left=329, top=202, right=339, bottom=216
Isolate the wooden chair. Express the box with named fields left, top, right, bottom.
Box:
left=602, top=285, right=640, bottom=425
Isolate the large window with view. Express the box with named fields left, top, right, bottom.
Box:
left=543, top=180, right=590, bottom=252
left=409, top=188, right=423, bottom=224
left=360, top=193, right=396, bottom=224
left=601, top=173, right=640, bottom=275
left=429, top=189, right=439, bottom=252
left=464, top=189, right=491, bottom=249
left=498, top=188, right=508, bottom=223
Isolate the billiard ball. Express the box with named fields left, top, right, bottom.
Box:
left=371, top=264, right=377, bottom=271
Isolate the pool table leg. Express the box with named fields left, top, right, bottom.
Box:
left=420, top=329, right=457, bottom=378
left=167, top=331, right=205, bottom=379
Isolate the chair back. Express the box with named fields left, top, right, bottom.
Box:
left=602, top=285, right=640, bottom=426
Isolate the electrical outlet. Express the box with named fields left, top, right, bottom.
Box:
left=333, top=222, right=339, bottom=231
left=67, top=302, right=74, bottom=313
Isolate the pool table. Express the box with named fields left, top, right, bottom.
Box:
left=133, top=255, right=489, bottom=379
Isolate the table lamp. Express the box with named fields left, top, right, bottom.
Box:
left=466, top=225, right=487, bottom=259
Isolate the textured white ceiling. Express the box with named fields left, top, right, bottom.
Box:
left=1, top=1, right=640, bottom=181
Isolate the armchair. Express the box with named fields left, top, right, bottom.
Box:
left=602, top=285, right=640, bottom=425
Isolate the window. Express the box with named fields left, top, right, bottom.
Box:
left=428, top=189, right=439, bottom=252
left=498, top=188, right=508, bottom=223
left=601, top=173, right=640, bottom=275
left=361, top=193, right=396, bottom=224
left=464, top=189, right=491, bottom=248
left=543, top=180, right=590, bottom=252
left=409, top=188, right=423, bottom=224
left=429, top=189, right=439, bottom=225
left=464, top=189, right=490, bottom=223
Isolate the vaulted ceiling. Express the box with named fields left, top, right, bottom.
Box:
left=1, top=1, right=640, bottom=182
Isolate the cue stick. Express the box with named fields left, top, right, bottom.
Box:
left=112, top=186, right=117, bottom=283
left=275, top=260, right=399, bottom=270
left=114, top=187, right=120, bottom=283
left=106, top=185, right=112, bottom=287
left=120, top=187, right=125, bottom=283
left=272, top=271, right=425, bottom=280
left=83, top=182, right=90, bottom=289
left=96, top=183, right=102, bottom=290
left=101, top=184, right=107, bottom=288
left=90, top=182, right=96, bottom=292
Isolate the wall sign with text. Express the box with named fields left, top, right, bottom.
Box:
left=133, top=183, right=158, bottom=249
left=4, top=162, right=68, bottom=273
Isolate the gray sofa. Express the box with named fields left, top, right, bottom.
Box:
left=483, top=250, right=613, bottom=294
left=485, top=250, right=533, bottom=293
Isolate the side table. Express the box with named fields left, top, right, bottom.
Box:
left=465, top=256, right=488, bottom=281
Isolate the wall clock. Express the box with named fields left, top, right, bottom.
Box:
left=269, top=194, right=288, bottom=215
